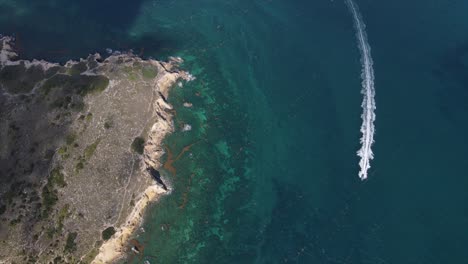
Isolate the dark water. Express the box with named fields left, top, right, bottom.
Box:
left=3, top=0, right=468, bottom=263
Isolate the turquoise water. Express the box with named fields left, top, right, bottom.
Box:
left=3, top=0, right=468, bottom=263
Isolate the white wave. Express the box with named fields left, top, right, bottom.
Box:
left=0, top=36, right=18, bottom=64
left=346, top=0, right=376, bottom=180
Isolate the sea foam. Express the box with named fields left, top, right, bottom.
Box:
left=346, top=0, right=376, bottom=180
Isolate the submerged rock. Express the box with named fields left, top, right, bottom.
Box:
left=182, top=124, right=192, bottom=132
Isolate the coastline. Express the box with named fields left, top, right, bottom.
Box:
left=92, top=57, right=194, bottom=264
left=0, top=35, right=194, bottom=263
left=91, top=185, right=165, bottom=263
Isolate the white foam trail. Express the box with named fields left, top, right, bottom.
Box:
left=346, top=0, right=376, bottom=180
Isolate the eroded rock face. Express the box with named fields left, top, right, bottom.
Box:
left=0, top=36, right=190, bottom=263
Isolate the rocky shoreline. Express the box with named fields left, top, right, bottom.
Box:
left=0, top=35, right=193, bottom=263
left=92, top=56, right=193, bottom=264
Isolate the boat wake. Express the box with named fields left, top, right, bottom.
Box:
left=346, top=0, right=376, bottom=180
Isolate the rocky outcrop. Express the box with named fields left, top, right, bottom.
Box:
left=0, top=36, right=192, bottom=263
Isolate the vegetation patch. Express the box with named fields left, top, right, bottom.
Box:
left=75, top=159, right=85, bottom=173
left=57, top=204, right=70, bottom=233
left=104, top=121, right=112, bottom=129
left=50, top=95, right=72, bottom=109
left=130, top=193, right=135, bottom=207
left=2, top=187, right=15, bottom=205
left=101, top=226, right=116, bottom=240
left=46, top=226, right=56, bottom=239
left=84, top=139, right=101, bottom=160
left=142, top=65, right=158, bottom=79
left=57, top=146, right=70, bottom=159
left=132, top=61, right=142, bottom=69
left=131, top=137, right=145, bottom=154
left=50, top=167, right=67, bottom=188
left=70, top=99, right=85, bottom=111
left=41, top=73, right=109, bottom=96
left=0, top=64, right=45, bottom=94
left=81, top=241, right=102, bottom=264
left=9, top=217, right=21, bottom=226
left=64, top=232, right=78, bottom=252
left=123, top=66, right=137, bottom=81
left=78, top=75, right=109, bottom=95
left=0, top=204, right=6, bottom=215
left=44, top=149, right=55, bottom=160
left=41, top=184, right=58, bottom=218
left=45, top=66, right=60, bottom=78
left=67, top=62, right=87, bottom=76
left=41, top=167, right=66, bottom=218
left=50, top=95, right=84, bottom=112
left=104, top=116, right=114, bottom=129
left=85, top=112, right=93, bottom=122
left=81, top=247, right=99, bottom=264
left=75, top=138, right=101, bottom=173
left=65, top=133, right=77, bottom=145
left=41, top=74, right=70, bottom=96
left=87, top=59, right=99, bottom=70
left=53, top=256, right=63, bottom=264
left=57, top=146, right=68, bottom=155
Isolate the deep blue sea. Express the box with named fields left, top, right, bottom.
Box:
left=3, top=0, right=468, bottom=263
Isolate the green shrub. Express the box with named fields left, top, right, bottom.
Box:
left=53, top=256, right=63, bottom=264
left=9, top=218, right=21, bottom=226
left=50, top=96, right=72, bottom=109
left=57, top=146, right=68, bottom=156
left=85, top=112, right=93, bottom=122
left=101, top=227, right=116, bottom=240
left=41, top=167, right=66, bottom=218
left=70, top=100, right=85, bottom=111
left=131, top=137, right=145, bottom=154
left=64, top=232, right=78, bottom=252
left=75, top=161, right=84, bottom=172
left=84, top=139, right=100, bottom=160
left=50, top=167, right=67, bottom=188
left=46, top=227, right=56, bottom=239
left=104, top=121, right=112, bottom=129
left=65, top=133, right=77, bottom=145
left=41, top=185, right=58, bottom=218
left=57, top=204, right=70, bottom=233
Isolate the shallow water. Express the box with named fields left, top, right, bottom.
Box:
left=3, top=0, right=468, bottom=263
